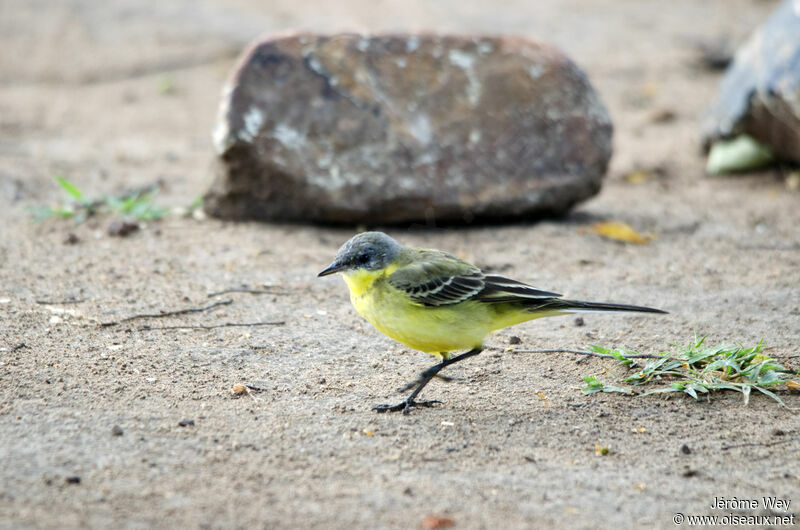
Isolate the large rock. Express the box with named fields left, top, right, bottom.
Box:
left=703, top=0, right=800, bottom=164
left=205, top=33, right=612, bottom=224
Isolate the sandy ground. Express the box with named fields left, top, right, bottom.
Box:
left=1, top=0, right=799, bottom=528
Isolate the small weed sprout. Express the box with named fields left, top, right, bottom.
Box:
left=582, top=336, right=798, bottom=408
left=30, top=175, right=169, bottom=223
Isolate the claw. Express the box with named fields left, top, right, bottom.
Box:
left=375, top=348, right=482, bottom=414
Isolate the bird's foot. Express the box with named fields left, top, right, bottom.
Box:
left=372, top=399, right=442, bottom=414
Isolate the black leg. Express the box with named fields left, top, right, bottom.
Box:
left=373, top=347, right=483, bottom=414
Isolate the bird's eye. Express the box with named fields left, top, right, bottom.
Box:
left=356, top=253, right=369, bottom=265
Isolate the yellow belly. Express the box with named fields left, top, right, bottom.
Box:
left=341, top=269, right=543, bottom=356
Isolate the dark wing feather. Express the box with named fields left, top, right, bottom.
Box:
left=387, top=251, right=486, bottom=307
left=387, top=251, right=562, bottom=307
left=475, top=275, right=561, bottom=303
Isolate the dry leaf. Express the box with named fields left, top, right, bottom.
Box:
left=421, top=515, right=455, bottom=529
left=231, top=384, right=247, bottom=395
left=537, top=392, right=547, bottom=400
left=624, top=170, right=652, bottom=184
left=362, top=429, right=374, bottom=437
left=591, top=221, right=650, bottom=244
left=641, top=81, right=658, bottom=98
left=786, top=381, right=799, bottom=391
left=786, top=171, right=800, bottom=191
left=632, top=427, right=646, bottom=433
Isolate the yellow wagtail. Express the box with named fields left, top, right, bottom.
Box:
left=319, top=232, right=666, bottom=413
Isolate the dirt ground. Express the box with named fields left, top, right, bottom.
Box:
left=1, top=0, right=799, bottom=528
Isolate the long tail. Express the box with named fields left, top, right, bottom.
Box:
left=530, top=298, right=668, bottom=314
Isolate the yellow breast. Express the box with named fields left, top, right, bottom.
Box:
left=341, top=267, right=491, bottom=355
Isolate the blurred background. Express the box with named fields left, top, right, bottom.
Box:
left=0, top=0, right=779, bottom=209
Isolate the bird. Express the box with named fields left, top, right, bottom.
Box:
left=318, top=231, right=666, bottom=413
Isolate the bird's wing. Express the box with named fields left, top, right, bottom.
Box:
left=475, top=275, right=561, bottom=303
left=387, top=250, right=561, bottom=307
left=387, top=251, right=485, bottom=306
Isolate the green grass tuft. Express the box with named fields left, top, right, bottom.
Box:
left=582, top=337, right=798, bottom=408
left=30, top=176, right=169, bottom=223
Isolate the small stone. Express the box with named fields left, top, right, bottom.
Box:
left=65, top=476, right=81, bottom=484
left=178, top=419, right=195, bottom=427
left=648, top=108, right=676, bottom=124
left=693, top=37, right=735, bottom=71
left=680, top=444, right=691, bottom=455
left=508, top=336, right=521, bottom=345
left=63, top=233, right=80, bottom=245
left=206, top=33, right=612, bottom=224
left=111, top=425, right=124, bottom=436
left=421, top=515, right=455, bottom=529
left=107, top=220, right=140, bottom=237
left=574, top=317, right=585, bottom=327
left=772, top=429, right=786, bottom=436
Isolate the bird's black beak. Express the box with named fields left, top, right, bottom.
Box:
left=318, top=261, right=344, bottom=277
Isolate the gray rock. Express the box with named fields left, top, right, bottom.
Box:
left=204, top=33, right=612, bottom=224
left=703, top=0, right=800, bottom=164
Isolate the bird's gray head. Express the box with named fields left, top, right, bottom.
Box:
left=318, top=232, right=403, bottom=277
